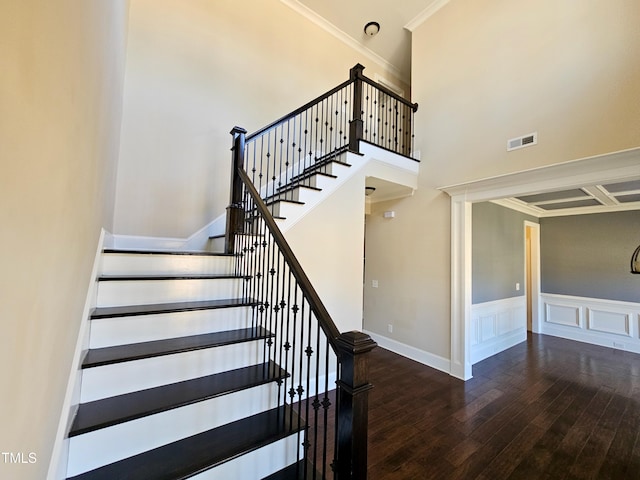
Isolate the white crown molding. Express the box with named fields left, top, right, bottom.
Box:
left=438, top=147, right=640, bottom=202
left=492, top=194, right=640, bottom=218
left=404, top=0, right=451, bottom=32
left=491, top=198, right=543, bottom=217
left=280, top=0, right=405, bottom=82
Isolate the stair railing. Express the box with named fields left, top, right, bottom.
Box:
left=225, top=64, right=418, bottom=252
left=233, top=163, right=376, bottom=478
left=224, top=64, right=417, bottom=479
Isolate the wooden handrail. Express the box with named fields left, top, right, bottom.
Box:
left=246, top=79, right=353, bottom=142
left=237, top=167, right=342, bottom=344
left=246, top=64, right=418, bottom=142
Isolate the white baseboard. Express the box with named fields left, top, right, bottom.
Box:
left=541, top=293, right=640, bottom=354
left=363, top=330, right=451, bottom=376
left=47, top=228, right=107, bottom=480
left=471, top=296, right=527, bottom=364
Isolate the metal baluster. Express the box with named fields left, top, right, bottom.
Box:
left=321, top=335, right=331, bottom=480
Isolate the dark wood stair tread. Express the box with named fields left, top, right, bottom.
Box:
left=264, top=198, right=305, bottom=207
left=103, top=249, right=232, bottom=257
left=98, top=273, right=246, bottom=281
left=276, top=184, right=322, bottom=195
left=70, top=361, right=288, bottom=437
left=262, top=460, right=319, bottom=480
left=66, top=405, right=304, bottom=480
left=288, top=170, right=337, bottom=184
left=91, top=297, right=257, bottom=319
left=82, top=327, right=272, bottom=368
left=209, top=232, right=264, bottom=240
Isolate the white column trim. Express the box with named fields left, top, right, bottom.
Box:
left=450, top=198, right=472, bottom=380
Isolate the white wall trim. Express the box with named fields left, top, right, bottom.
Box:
left=279, top=0, right=405, bottom=82
left=541, top=293, right=640, bottom=354
left=471, top=296, right=527, bottom=364
left=524, top=221, right=541, bottom=333
left=492, top=198, right=541, bottom=217
left=439, top=147, right=640, bottom=202
left=404, top=0, right=451, bottom=32
left=373, top=74, right=404, bottom=98
left=450, top=199, right=472, bottom=380
left=47, top=229, right=107, bottom=480
left=363, top=330, right=451, bottom=376
left=493, top=196, right=640, bottom=218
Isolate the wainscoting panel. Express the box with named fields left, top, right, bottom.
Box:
left=588, top=308, right=631, bottom=337
left=471, top=296, right=527, bottom=364
left=545, top=302, right=582, bottom=328
left=541, top=294, right=640, bottom=354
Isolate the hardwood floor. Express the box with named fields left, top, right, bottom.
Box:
left=367, top=333, right=640, bottom=479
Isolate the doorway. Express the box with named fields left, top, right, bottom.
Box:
left=524, top=221, right=540, bottom=333
left=443, top=147, right=640, bottom=380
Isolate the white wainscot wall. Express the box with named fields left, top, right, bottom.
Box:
left=541, top=293, right=640, bottom=354
left=471, top=296, right=527, bottom=364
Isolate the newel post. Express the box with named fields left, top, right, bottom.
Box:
left=348, top=64, right=365, bottom=154
left=225, top=126, right=247, bottom=254
left=334, top=331, right=377, bottom=480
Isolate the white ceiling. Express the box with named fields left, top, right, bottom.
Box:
left=292, top=0, right=445, bottom=82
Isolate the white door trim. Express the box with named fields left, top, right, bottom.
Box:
left=441, top=147, right=640, bottom=381
left=524, top=221, right=541, bottom=334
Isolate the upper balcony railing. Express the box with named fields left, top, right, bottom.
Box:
left=231, top=64, right=418, bottom=218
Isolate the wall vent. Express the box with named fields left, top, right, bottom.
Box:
left=507, top=132, right=537, bottom=151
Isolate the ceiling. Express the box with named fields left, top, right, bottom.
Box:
left=290, top=1, right=640, bottom=217
left=292, top=0, right=445, bottom=82
left=494, top=179, right=640, bottom=217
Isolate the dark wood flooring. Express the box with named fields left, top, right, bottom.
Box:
left=367, top=333, right=640, bottom=479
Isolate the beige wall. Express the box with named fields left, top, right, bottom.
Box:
left=364, top=0, right=640, bottom=363
left=114, top=0, right=409, bottom=238
left=285, top=167, right=367, bottom=334
left=0, top=1, right=128, bottom=478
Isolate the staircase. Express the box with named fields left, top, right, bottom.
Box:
left=61, top=63, right=417, bottom=480
left=66, top=249, right=307, bottom=479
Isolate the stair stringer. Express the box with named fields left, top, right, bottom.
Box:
left=277, top=143, right=419, bottom=234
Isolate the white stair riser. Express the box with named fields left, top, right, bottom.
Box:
left=96, top=278, right=245, bottom=307
left=276, top=185, right=320, bottom=204
left=67, top=383, right=281, bottom=477
left=319, top=161, right=350, bottom=177
left=271, top=201, right=303, bottom=219
left=90, top=307, right=254, bottom=348
left=101, top=253, right=234, bottom=276
left=305, top=173, right=335, bottom=190
left=191, top=434, right=303, bottom=480
left=209, top=236, right=226, bottom=253
left=81, top=341, right=264, bottom=402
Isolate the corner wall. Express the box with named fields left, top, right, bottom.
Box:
left=0, top=2, right=128, bottom=478
left=114, top=0, right=409, bottom=239
left=541, top=211, right=640, bottom=303
left=473, top=202, right=538, bottom=304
